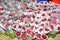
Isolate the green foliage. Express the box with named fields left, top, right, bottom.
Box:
left=47, top=33, right=56, bottom=38
left=0, top=32, right=2, bottom=35
left=51, top=34, right=56, bottom=38
left=9, top=31, right=16, bottom=38
left=0, top=32, right=2, bottom=36
left=0, top=31, right=16, bottom=38
left=26, top=37, right=32, bottom=40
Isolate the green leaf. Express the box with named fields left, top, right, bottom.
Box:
left=47, top=33, right=57, bottom=38
left=51, top=34, right=56, bottom=38
left=47, top=33, right=52, bottom=38
left=9, top=31, right=16, bottom=38
left=0, top=32, right=2, bottom=35
left=40, top=38, right=43, bottom=40
left=26, top=37, right=32, bottom=40
left=0, top=32, right=2, bottom=36
left=4, top=32, right=10, bottom=36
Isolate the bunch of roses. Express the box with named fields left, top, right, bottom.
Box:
left=0, top=0, right=60, bottom=40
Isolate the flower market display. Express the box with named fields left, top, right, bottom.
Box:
left=0, top=0, right=60, bottom=40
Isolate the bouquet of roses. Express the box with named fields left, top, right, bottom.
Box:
left=0, top=0, right=60, bottom=40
